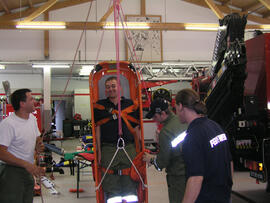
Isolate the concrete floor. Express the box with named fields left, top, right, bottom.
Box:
left=33, top=139, right=270, bottom=203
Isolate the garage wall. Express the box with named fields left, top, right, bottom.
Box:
left=0, top=75, right=89, bottom=120
left=74, top=89, right=91, bottom=120
left=0, top=0, right=221, bottom=62
left=0, top=0, right=253, bottom=121
left=0, top=74, right=191, bottom=120
left=0, top=74, right=89, bottom=93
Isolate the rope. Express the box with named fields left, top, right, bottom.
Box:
left=122, top=147, right=147, bottom=189
left=95, top=146, right=120, bottom=191
left=53, top=1, right=93, bottom=122
left=96, top=1, right=125, bottom=190
left=95, top=138, right=147, bottom=191
left=96, top=0, right=148, bottom=194
left=118, top=4, right=151, bottom=105
left=94, top=0, right=113, bottom=65
left=113, top=0, right=123, bottom=137
left=37, top=2, right=94, bottom=202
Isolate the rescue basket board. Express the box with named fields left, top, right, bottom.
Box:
left=89, top=61, right=148, bottom=203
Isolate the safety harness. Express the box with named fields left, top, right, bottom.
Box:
left=93, top=100, right=140, bottom=153
left=101, top=167, right=131, bottom=176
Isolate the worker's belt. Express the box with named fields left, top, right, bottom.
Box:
left=102, top=167, right=130, bottom=176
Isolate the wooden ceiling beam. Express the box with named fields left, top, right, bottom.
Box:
left=258, top=0, right=270, bottom=10
left=141, top=0, right=146, bottom=16
left=0, top=8, right=36, bottom=21
left=0, top=21, right=209, bottom=30
left=24, top=0, right=58, bottom=21
left=221, top=0, right=231, bottom=6
left=205, top=0, right=224, bottom=19
left=182, top=0, right=270, bottom=24
left=99, top=0, right=123, bottom=22
left=0, top=21, right=268, bottom=31
left=28, top=0, right=33, bottom=8
left=242, top=2, right=262, bottom=12
left=0, top=0, right=10, bottom=14
left=0, top=0, right=92, bottom=21
left=44, top=12, right=49, bottom=59
left=262, top=10, right=270, bottom=18
left=49, top=0, right=93, bottom=11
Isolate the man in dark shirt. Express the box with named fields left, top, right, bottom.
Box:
left=174, top=88, right=233, bottom=203
left=94, top=76, right=140, bottom=202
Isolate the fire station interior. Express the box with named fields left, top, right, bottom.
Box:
left=0, top=0, right=270, bottom=202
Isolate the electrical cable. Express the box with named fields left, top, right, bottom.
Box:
left=37, top=2, right=94, bottom=202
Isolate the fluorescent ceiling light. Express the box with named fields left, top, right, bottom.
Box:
left=0, top=65, right=5, bottom=70
left=184, top=23, right=225, bottom=31
left=32, top=64, right=70, bottom=68
left=16, top=21, right=66, bottom=30
left=16, top=25, right=66, bottom=29
left=185, top=26, right=219, bottom=31
left=103, top=22, right=150, bottom=30
left=259, top=25, right=270, bottom=30
left=79, top=65, right=94, bottom=76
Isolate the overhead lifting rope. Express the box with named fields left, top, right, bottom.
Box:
left=118, top=4, right=151, bottom=104
left=38, top=1, right=94, bottom=203
left=114, top=0, right=123, bottom=137
left=95, top=0, right=147, bottom=192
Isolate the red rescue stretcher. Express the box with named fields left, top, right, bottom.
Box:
left=89, top=61, right=148, bottom=203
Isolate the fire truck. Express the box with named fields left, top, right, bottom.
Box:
left=193, top=13, right=270, bottom=190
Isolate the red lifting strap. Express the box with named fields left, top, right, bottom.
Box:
left=93, top=101, right=140, bottom=153
left=101, top=167, right=131, bottom=176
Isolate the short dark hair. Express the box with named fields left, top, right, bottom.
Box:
left=105, top=76, right=117, bottom=84
left=105, top=76, right=121, bottom=86
left=11, top=89, right=32, bottom=111
left=175, top=88, right=207, bottom=115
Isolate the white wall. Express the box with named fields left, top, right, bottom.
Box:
left=0, top=0, right=223, bottom=62
left=0, top=75, right=89, bottom=120
left=0, top=74, right=89, bottom=93
left=0, top=73, right=191, bottom=120
left=0, top=0, right=253, bottom=120
left=0, top=74, right=43, bottom=93
left=74, top=89, right=91, bottom=120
